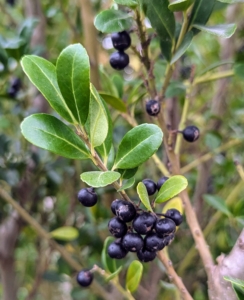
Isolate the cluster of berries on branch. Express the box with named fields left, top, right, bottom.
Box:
left=110, top=31, right=131, bottom=70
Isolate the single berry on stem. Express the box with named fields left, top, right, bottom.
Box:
left=157, top=176, right=169, bottom=190
left=110, top=51, right=129, bottom=70
left=108, top=217, right=128, bottom=238
left=115, top=201, right=136, bottom=223
left=77, top=188, right=97, bottom=207
left=108, top=240, right=128, bottom=259
left=182, top=125, right=200, bottom=142
left=146, top=100, right=161, bottom=116
left=111, top=31, right=131, bottom=51
left=76, top=269, right=93, bottom=287
left=165, top=209, right=183, bottom=226
left=122, top=232, right=144, bottom=252
left=132, top=212, right=156, bottom=235
left=155, top=217, right=176, bottom=237
left=137, top=248, right=157, bottom=263
left=142, top=179, right=157, bottom=196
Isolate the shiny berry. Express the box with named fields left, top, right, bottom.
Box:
left=76, top=269, right=93, bottom=287
left=122, top=232, right=144, bottom=252
left=144, top=232, right=165, bottom=252
left=111, top=31, right=131, bottom=51
left=132, top=212, right=156, bottom=235
left=115, top=201, right=136, bottom=223
left=110, top=51, right=129, bottom=70
left=157, top=176, right=169, bottom=190
left=108, top=217, right=127, bottom=238
left=108, top=241, right=128, bottom=259
left=182, top=125, right=200, bottom=142
left=142, top=179, right=157, bottom=196
left=155, top=218, right=176, bottom=237
left=77, top=188, right=97, bottom=207
left=111, top=199, right=124, bottom=215
left=164, top=233, right=175, bottom=246
left=146, top=100, right=161, bottom=116
left=165, top=209, right=183, bottom=226
left=137, top=248, right=157, bottom=262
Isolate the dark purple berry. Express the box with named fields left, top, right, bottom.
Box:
left=182, top=125, right=200, bottom=142
left=165, top=209, right=183, bottom=226
left=142, top=179, right=157, bottom=196
left=155, top=218, right=176, bottom=237
left=146, top=100, right=161, bottom=116
left=111, top=199, right=124, bottom=215
left=157, top=176, right=169, bottom=190
left=164, top=233, right=175, bottom=246
left=111, top=31, right=131, bottom=51
left=122, top=232, right=144, bottom=252
left=77, top=188, right=97, bottom=207
left=6, top=0, right=16, bottom=6
left=108, top=217, right=128, bottom=238
left=76, top=269, right=93, bottom=287
left=144, top=232, right=165, bottom=252
left=180, top=66, right=192, bottom=79
left=115, top=201, right=136, bottom=223
left=137, top=248, right=157, bottom=263
left=110, top=51, right=129, bottom=70
left=132, top=212, right=156, bottom=235
left=108, top=241, right=128, bottom=259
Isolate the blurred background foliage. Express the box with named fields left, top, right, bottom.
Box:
left=0, top=0, right=244, bottom=299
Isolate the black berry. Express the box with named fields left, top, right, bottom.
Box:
left=115, top=201, right=136, bottom=223
left=108, top=240, right=128, bottom=259
left=164, top=233, right=175, bottom=246
left=108, top=217, right=128, bottom=238
left=157, top=176, right=169, bottom=190
left=122, top=232, right=144, bottom=252
left=111, top=199, right=124, bottom=215
left=146, top=100, right=161, bottom=116
left=132, top=212, right=156, bottom=235
left=182, top=125, right=200, bottom=142
left=180, top=66, right=191, bottom=79
left=6, top=0, right=16, bottom=6
left=111, top=31, right=131, bottom=51
left=76, top=269, right=93, bottom=287
left=77, top=188, right=97, bottom=207
left=144, top=232, right=165, bottom=252
left=7, top=78, right=21, bottom=98
left=110, top=51, right=129, bottom=70
left=142, top=179, right=157, bottom=196
left=165, top=209, right=183, bottom=226
left=155, top=217, right=176, bottom=237
left=137, top=248, right=157, bottom=263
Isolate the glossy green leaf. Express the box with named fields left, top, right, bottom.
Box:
left=203, top=194, right=232, bottom=216
left=168, top=0, right=193, bottom=12
left=137, top=182, right=153, bottom=211
left=80, top=171, right=121, bottom=187
left=21, top=114, right=90, bottom=160
left=141, top=0, right=175, bottom=61
left=155, top=175, right=188, bottom=204
left=126, top=260, right=143, bottom=293
left=193, top=23, right=237, bottom=38
left=99, top=92, right=127, bottom=112
left=113, top=124, right=163, bottom=169
left=56, top=44, right=90, bottom=125
left=118, top=167, right=138, bottom=179
left=171, top=31, right=193, bottom=64
left=21, top=56, right=75, bottom=123
left=117, top=177, right=135, bottom=191
left=50, top=226, right=79, bottom=241
left=105, top=266, right=123, bottom=282
left=114, top=0, right=138, bottom=7
left=224, top=277, right=244, bottom=288
left=94, top=9, right=134, bottom=33
left=2, top=38, right=26, bottom=61
left=198, top=60, right=234, bottom=76
left=224, top=277, right=244, bottom=299
left=102, top=237, right=117, bottom=273
left=88, top=85, right=109, bottom=148
left=19, top=18, right=39, bottom=43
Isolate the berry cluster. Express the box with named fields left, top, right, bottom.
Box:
left=110, top=31, right=131, bottom=70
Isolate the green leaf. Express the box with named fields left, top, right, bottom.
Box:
left=113, top=124, right=163, bottom=169
left=218, top=0, right=244, bottom=3
left=21, top=56, right=75, bottom=124
left=0, top=44, right=8, bottom=68
left=141, top=0, right=175, bottom=61
left=105, top=266, right=123, bottom=282
left=102, top=237, right=117, bottom=273
left=56, top=44, right=90, bottom=125
left=117, top=177, right=135, bottom=191
left=19, top=18, right=39, bottom=43
left=168, top=0, right=194, bottom=12
left=114, top=0, right=138, bottom=8
left=80, top=171, right=121, bottom=187
left=88, top=85, right=109, bottom=148
left=224, top=277, right=244, bottom=288
left=50, top=226, right=79, bottom=241
left=99, top=92, right=127, bottom=112
left=126, top=260, right=143, bottom=293
left=198, top=60, right=234, bottom=76
left=224, top=277, right=244, bottom=299
left=155, top=175, right=188, bottom=204
left=165, top=81, right=186, bottom=98
left=234, top=63, right=244, bottom=79
left=171, top=31, right=193, bottom=64
left=21, top=114, right=90, bottom=160
left=137, top=182, right=153, bottom=212
left=1, top=37, right=27, bottom=61
left=99, top=67, right=119, bottom=97
left=112, top=74, right=124, bottom=98
left=203, top=194, right=232, bottom=216
left=193, top=23, right=237, bottom=38
left=94, top=9, right=134, bottom=33
left=118, top=167, right=138, bottom=179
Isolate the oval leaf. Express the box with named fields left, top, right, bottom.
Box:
left=102, top=237, right=117, bottom=273
left=117, top=177, right=135, bottom=192
left=21, top=56, right=75, bottom=124
left=99, top=92, right=127, bottom=113
left=50, top=226, right=79, bottom=241
left=80, top=171, right=121, bottom=187
left=21, top=114, right=90, bottom=160
left=171, top=31, right=193, bottom=64
left=94, top=9, right=133, bottom=33
left=203, top=194, right=232, bottom=216
left=137, top=182, right=153, bottom=212
left=126, top=260, right=143, bottom=293
left=168, top=0, right=193, bottom=12
left=56, top=44, right=90, bottom=125
left=193, top=23, right=237, bottom=38
left=106, top=266, right=123, bottom=282
left=113, top=124, right=163, bottom=169
left=155, top=175, right=188, bottom=204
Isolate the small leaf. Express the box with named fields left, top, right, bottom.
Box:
left=193, top=23, right=237, bottom=38
left=155, top=175, right=188, bottom=204
left=94, top=9, right=133, bottom=33
left=50, top=226, right=79, bottom=241
left=198, top=60, right=234, bottom=76
left=99, top=92, right=127, bottom=112
left=21, top=114, right=90, bottom=160
left=102, top=237, right=117, bottom=273
left=114, top=0, right=138, bottom=7
left=168, top=0, right=194, bottom=12
left=171, top=31, right=193, bottom=64
left=203, top=194, right=232, bottom=216
left=117, top=177, right=135, bottom=191
left=56, top=44, right=90, bottom=125
left=105, top=266, right=123, bottom=282
left=113, top=124, right=163, bottom=169
left=137, top=182, right=153, bottom=212
left=118, top=167, right=138, bottom=179
left=80, top=171, right=121, bottom=188
left=126, top=260, right=143, bottom=293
